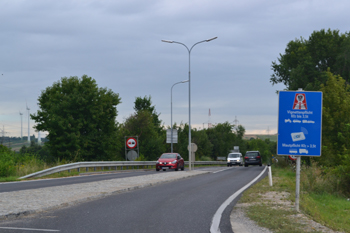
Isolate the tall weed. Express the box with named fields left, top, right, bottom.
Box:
left=301, top=163, right=346, bottom=196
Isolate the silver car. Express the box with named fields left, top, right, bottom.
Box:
left=227, top=153, right=243, bottom=166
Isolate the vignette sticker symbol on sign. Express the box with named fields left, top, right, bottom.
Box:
left=293, top=93, right=307, bottom=110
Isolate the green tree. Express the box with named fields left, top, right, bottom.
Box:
left=318, top=71, right=350, bottom=193
left=31, top=75, right=121, bottom=161
left=319, top=71, right=350, bottom=166
left=134, top=96, right=162, bottom=132
left=271, top=29, right=350, bottom=90
left=122, top=100, right=166, bottom=161
left=206, top=122, right=242, bottom=160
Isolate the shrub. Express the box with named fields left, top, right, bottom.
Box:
left=0, top=151, right=16, bottom=177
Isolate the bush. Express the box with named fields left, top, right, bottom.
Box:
left=301, top=163, right=348, bottom=196
left=0, top=145, right=16, bottom=177
left=199, top=156, right=212, bottom=161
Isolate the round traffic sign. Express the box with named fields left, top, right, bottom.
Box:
left=127, top=150, right=138, bottom=161
left=126, top=137, right=137, bottom=149
left=187, top=143, right=197, bottom=152
left=289, top=155, right=297, bottom=161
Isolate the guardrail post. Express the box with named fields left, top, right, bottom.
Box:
left=86, top=167, right=88, bottom=172
left=77, top=168, right=80, bottom=173
left=109, top=166, right=111, bottom=170
left=68, top=169, right=70, bottom=173
left=101, top=167, right=104, bottom=171
left=94, top=167, right=96, bottom=171
left=121, top=166, right=123, bottom=170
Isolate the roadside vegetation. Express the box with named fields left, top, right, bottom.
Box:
left=239, top=159, right=350, bottom=232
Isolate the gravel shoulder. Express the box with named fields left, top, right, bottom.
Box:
left=0, top=170, right=208, bottom=220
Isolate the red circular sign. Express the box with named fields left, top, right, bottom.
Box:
left=126, top=137, right=137, bottom=149
left=289, top=155, right=297, bottom=161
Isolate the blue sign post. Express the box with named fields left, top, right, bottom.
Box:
left=277, top=91, right=322, bottom=156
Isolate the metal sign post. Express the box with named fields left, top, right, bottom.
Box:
left=277, top=89, right=322, bottom=212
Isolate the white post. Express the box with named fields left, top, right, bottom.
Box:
left=268, top=165, right=273, bottom=186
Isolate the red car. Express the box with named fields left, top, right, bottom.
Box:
left=156, top=153, right=185, bottom=171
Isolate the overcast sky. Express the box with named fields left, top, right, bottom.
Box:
left=0, top=0, right=348, bottom=138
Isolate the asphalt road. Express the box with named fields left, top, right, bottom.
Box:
left=0, top=166, right=266, bottom=233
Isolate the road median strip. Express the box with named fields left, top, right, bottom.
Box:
left=0, top=170, right=209, bottom=220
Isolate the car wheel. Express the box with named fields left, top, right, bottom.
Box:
left=175, top=167, right=179, bottom=171
left=259, top=163, right=262, bottom=166
left=244, top=164, right=248, bottom=167
left=239, top=163, right=242, bottom=166
left=227, top=164, right=229, bottom=167
left=163, top=169, right=166, bottom=171
left=181, top=165, right=184, bottom=171
left=156, top=168, right=160, bottom=171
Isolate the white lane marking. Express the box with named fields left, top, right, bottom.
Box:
left=212, top=168, right=232, bottom=174
left=210, top=166, right=267, bottom=233
left=0, top=227, right=60, bottom=231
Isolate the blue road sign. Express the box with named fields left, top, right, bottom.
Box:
left=277, top=91, right=322, bottom=156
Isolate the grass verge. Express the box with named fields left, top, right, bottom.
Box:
left=237, top=166, right=350, bottom=232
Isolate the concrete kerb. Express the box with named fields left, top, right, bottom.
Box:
left=0, top=170, right=209, bottom=221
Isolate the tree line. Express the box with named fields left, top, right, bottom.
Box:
left=27, top=77, right=276, bottom=163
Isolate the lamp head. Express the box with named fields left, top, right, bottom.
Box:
left=206, top=37, right=218, bottom=42
left=162, top=40, right=173, bottom=43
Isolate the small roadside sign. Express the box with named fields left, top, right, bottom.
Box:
left=126, top=137, right=137, bottom=149
left=278, top=91, right=322, bottom=156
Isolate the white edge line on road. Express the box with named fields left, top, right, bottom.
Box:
left=212, top=168, right=232, bottom=174
left=0, top=227, right=60, bottom=231
left=210, top=166, right=267, bottom=233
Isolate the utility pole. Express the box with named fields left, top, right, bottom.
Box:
left=26, top=104, right=30, bottom=143
left=20, top=112, right=23, bottom=140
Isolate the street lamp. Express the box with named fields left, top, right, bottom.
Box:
left=171, top=80, right=189, bottom=153
left=162, top=37, right=217, bottom=170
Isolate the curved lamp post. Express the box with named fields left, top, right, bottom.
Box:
left=171, top=80, right=189, bottom=153
left=162, top=37, right=217, bottom=170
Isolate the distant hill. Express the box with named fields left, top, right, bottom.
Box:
left=244, top=134, right=277, bottom=142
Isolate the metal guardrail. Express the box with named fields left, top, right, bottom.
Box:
left=19, top=161, right=227, bottom=179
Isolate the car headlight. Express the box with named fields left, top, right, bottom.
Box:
left=171, top=160, right=177, bottom=164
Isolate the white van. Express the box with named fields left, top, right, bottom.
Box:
left=227, top=152, right=243, bottom=167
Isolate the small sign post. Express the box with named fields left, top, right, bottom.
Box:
left=278, top=89, right=322, bottom=212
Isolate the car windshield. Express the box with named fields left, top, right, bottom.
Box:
left=246, top=152, right=259, bottom=158
left=228, top=154, right=240, bottom=158
left=160, top=153, right=177, bottom=159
